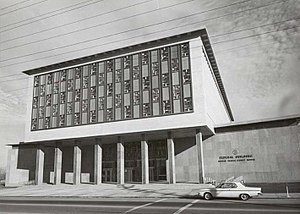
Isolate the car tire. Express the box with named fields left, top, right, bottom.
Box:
left=204, top=192, right=213, bottom=200
left=240, top=194, right=250, bottom=201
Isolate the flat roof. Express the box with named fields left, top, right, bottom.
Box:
left=215, top=114, right=300, bottom=133
left=22, top=28, right=233, bottom=121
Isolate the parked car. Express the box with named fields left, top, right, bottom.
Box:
left=198, top=182, right=262, bottom=200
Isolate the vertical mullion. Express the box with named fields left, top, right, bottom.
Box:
left=50, top=74, right=54, bottom=128
left=149, top=51, right=153, bottom=116
left=112, top=60, right=115, bottom=121
left=188, top=43, right=193, bottom=111
left=104, top=61, right=107, bottom=122
left=80, top=68, right=83, bottom=125
left=57, top=71, right=61, bottom=127
left=42, top=75, right=46, bottom=130
left=87, top=65, right=90, bottom=124
left=63, top=71, right=67, bottom=126
left=71, top=69, right=75, bottom=126
left=179, top=44, right=184, bottom=112
left=121, top=58, right=124, bottom=120
left=168, top=47, right=173, bottom=114
left=139, top=53, right=143, bottom=118
left=130, top=55, right=134, bottom=120
left=36, top=76, right=40, bottom=130
left=158, top=49, right=162, bottom=115
left=95, top=63, right=99, bottom=123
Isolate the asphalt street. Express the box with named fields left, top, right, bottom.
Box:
left=0, top=197, right=299, bottom=214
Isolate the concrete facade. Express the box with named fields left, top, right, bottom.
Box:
left=8, top=29, right=299, bottom=192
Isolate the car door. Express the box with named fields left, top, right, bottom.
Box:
left=216, top=183, right=233, bottom=198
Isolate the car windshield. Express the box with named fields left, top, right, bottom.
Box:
left=216, top=183, right=238, bottom=188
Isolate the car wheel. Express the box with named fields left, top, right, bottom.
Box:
left=204, top=192, right=213, bottom=200
left=240, top=194, right=250, bottom=201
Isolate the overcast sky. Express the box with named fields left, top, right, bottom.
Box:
left=0, top=0, right=299, bottom=168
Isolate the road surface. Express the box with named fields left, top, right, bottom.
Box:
left=0, top=197, right=299, bottom=213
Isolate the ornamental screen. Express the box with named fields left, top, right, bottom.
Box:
left=31, top=42, right=193, bottom=131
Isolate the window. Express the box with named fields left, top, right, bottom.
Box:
left=67, top=103, right=72, bottom=114
left=90, top=86, right=96, bottom=98
left=75, top=67, right=81, bottom=79
left=99, top=73, right=105, bottom=85
left=152, top=89, right=159, bottom=102
left=47, top=74, right=52, bottom=85
left=83, top=76, right=88, bottom=89
left=91, top=63, right=97, bottom=75
left=34, top=76, right=39, bottom=87
left=173, top=85, right=180, bottom=99
left=90, top=110, right=96, bottom=123
left=133, top=66, right=140, bottom=79
left=124, top=56, right=130, bottom=69
left=33, top=97, right=38, bottom=108
left=162, top=74, right=169, bottom=87
left=74, top=113, right=80, bottom=125
left=60, top=92, right=66, bottom=104
left=171, top=59, right=179, bottom=72
left=183, top=69, right=191, bottom=84
left=115, top=69, right=122, bottom=82
left=124, top=81, right=131, bottom=93
left=61, top=71, right=66, bottom=81
left=53, top=83, right=59, bottom=94
left=161, top=47, right=168, bottom=61
left=98, top=97, right=104, bottom=110
left=124, top=106, right=131, bottom=118
left=152, top=62, right=159, bottom=76
left=46, top=94, right=51, bottom=106
left=181, top=44, right=189, bottom=57
left=133, top=92, right=140, bottom=105
left=143, top=76, right=150, bottom=90
left=59, top=115, right=65, bottom=126
left=184, top=97, right=193, bottom=112
left=31, top=42, right=193, bottom=130
left=40, top=85, right=45, bottom=96
left=142, top=52, right=149, bottom=65
left=107, top=60, right=113, bottom=72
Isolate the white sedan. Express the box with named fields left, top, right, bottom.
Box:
left=198, top=182, right=262, bottom=200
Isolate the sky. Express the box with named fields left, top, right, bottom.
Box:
left=0, top=0, right=299, bottom=169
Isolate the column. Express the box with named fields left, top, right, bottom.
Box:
left=54, top=143, right=62, bottom=185
left=167, top=133, right=176, bottom=184
left=5, top=146, right=18, bottom=186
left=141, top=137, right=149, bottom=184
left=94, top=139, right=102, bottom=185
left=117, top=137, right=124, bottom=185
left=196, top=130, right=205, bottom=183
left=35, top=146, right=44, bottom=185
left=73, top=144, right=82, bottom=185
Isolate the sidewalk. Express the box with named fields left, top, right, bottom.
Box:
left=0, top=183, right=299, bottom=199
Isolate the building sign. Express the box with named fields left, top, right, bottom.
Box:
left=218, top=149, right=255, bottom=163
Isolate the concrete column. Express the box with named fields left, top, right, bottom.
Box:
left=94, top=140, right=102, bottom=185
left=141, top=138, right=149, bottom=184
left=54, top=144, right=62, bottom=185
left=35, top=146, right=44, bottom=185
left=117, top=138, right=124, bottom=185
left=5, top=146, right=19, bottom=187
left=73, top=144, right=82, bottom=185
left=167, top=134, right=176, bottom=184
left=196, top=130, right=205, bottom=183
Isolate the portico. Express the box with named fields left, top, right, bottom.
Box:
left=6, top=129, right=207, bottom=186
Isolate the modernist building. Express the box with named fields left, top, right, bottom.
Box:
left=5, top=29, right=300, bottom=192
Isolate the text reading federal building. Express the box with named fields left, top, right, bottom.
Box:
left=6, top=29, right=300, bottom=192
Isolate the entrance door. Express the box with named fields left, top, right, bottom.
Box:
left=103, top=168, right=113, bottom=183
left=125, top=168, right=133, bottom=183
